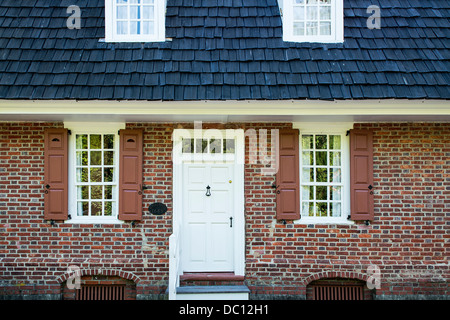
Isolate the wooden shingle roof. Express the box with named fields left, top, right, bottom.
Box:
left=0, top=0, right=448, bottom=101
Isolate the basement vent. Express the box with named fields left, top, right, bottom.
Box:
left=75, top=285, right=125, bottom=300
left=311, top=285, right=365, bottom=300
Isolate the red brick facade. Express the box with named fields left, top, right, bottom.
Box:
left=0, top=122, right=448, bottom=299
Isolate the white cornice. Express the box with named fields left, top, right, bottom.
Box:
left=0, top=99, right=449, bottom=122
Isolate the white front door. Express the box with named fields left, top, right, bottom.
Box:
left=182, top=162, right=235, bottom=272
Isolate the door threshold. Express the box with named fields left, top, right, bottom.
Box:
left=180, top=272, right=244, bottom=282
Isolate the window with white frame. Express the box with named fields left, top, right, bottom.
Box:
left=281, top=0, right=344, bottom=43
left=105, top=0, right=166, bottom=42
left=67, top=123, right=124, bottom=223
left=299, top=130, right=350, bottom=222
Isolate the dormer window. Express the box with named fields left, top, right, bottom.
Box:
left=105, top=0, right=166, bottom=42
left=281, top=0, right=344, bottom=43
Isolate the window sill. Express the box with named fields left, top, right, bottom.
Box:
left=65, top=217, right=124, bottom=225
left=295, top=217, right=354, bottom=225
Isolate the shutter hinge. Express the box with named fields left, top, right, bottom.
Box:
left=68, top=130, right=72, bottom=135
left=346, top=130, right=350, bottom=136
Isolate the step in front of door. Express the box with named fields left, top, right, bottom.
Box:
left=176, top=285, right=250, bottom=300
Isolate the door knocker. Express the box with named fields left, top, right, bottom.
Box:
left=206, top=185, right=211, bottom=196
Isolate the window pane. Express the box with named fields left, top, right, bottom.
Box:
left=90, top=151, right=102, bottom=165
left=320, top=22, right=331, bottom=35
left=91, top=202, right=102, bottom=216
left=330, top=186, right=341, bottom=200
left=302, top=168, right=314, bottom=182
left=196, top=139, right=208, bottom=153
left=329, top=135, right=341, bottom=149
left=76, top=135, right=88, bottom=149
left=316, top=168, right=328, bottom=182
left=90, top=135, right=101, bottom=149
left=104, top=168, right=114, bottom=182
left=104, top=185, right=114, bottom=200
left=316, top=186, right=327, bottom=200
left=294, top=22, right=305, bottom=36
left=315, top=135, right=327, bottom=149
left=117, top=21, right=128, bottom=34
left=210, top=139, right=221, bottom=154
left=329, top=151, right=341, bottom=166
left=90, top=168, right=102, bottom=182
left=330, top=168, right=341, bottom=182
left=143, top=6, right=154, bottom=19
left=104, top=151, right=114, bottom=165
left=302, top=151, right=313, bottom=165
left=317, top=202, right=327, bottom=217
left=320, top=6, right=331, bottom=20
left=316, top=151, right=327, bottom=166
left=130, top=21, right=139, bottom=34
left=224, top=139, right=235, bottom=153
left=77, top=201, right=89, bottom=216
left=306, top=6, right=318, bottom=20
left=293, top=7, right=305, bottom=20
left=143, top=0, right=154, bottom=3
left=105, top=202, right=113, bottom=216
left=182, top=138, right=194, bottom=153
left=302, top=186, right=314, bottom=201
left=117, top=6, right=128, bottom=19
left=302, top=135, right=313, bottom=149
left=142, top=21, right=154, bottom=35
left=76, top=168, right=88, bottom=183
left=306, top=21, right=318, bottom=35
left=331, top=202, right=341, bottom=217
left=91, top=185, right=102, bottom=199
left=302, top=202, right=315, bottom=217
left=104, top=135, right=115, bottom=149
left=295, top=0, right=306, bottom=4
left=130, top=5, right=139, bottom=19
left=307, top=0, right=318, bottom=3
left=77, top=186, right=89, bottom=199
left=76, top=151, right=88, bottom=166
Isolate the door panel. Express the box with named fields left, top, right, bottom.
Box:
left=182, top=163, right=234, bottom=272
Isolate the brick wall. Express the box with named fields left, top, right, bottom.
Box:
left=245, top=122, right=449, bottom=299
left=0, top=122, right=448, bottom=299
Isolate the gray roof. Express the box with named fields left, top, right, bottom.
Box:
left=0, top=0, right=448, bottom=101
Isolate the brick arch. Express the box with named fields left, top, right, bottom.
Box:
left=56, top=268, right=141, bottom=284
left=302, top=271, right=370, bottom=287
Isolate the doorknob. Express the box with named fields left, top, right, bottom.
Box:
left=206, top=185, right=211, bottom=196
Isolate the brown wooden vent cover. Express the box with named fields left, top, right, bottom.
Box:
left=75, top=285, right=125, bottom=300
left=311, top=285, right=365, bottom=300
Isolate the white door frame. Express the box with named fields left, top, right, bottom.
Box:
left=172, top=128, right=245, bottom=276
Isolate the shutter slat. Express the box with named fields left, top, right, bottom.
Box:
left=119, top=129, right=143, bottom=221
left=276, top=129, right=300, bottom=220
left=350, top=129, right=374, bottom=221
left=44, top=128, right=68, bottom=221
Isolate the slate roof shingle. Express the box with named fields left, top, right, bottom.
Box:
left=0, top=0, right=448, bottom=101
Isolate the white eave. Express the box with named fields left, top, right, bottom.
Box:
left=0, top=99, right=449, bottom=123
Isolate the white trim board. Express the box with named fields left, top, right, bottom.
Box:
left=172, top=129, right=246, bottom=276
left=1, top=100, right=449, bottom=123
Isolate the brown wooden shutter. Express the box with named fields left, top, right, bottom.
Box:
left=119, top=129, right=143, bottom=221
left=276, top=129, right=300, bottom=220
left=349, top=129, right=374, bottom=221
left=44, top=128, right=69, bottom=221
